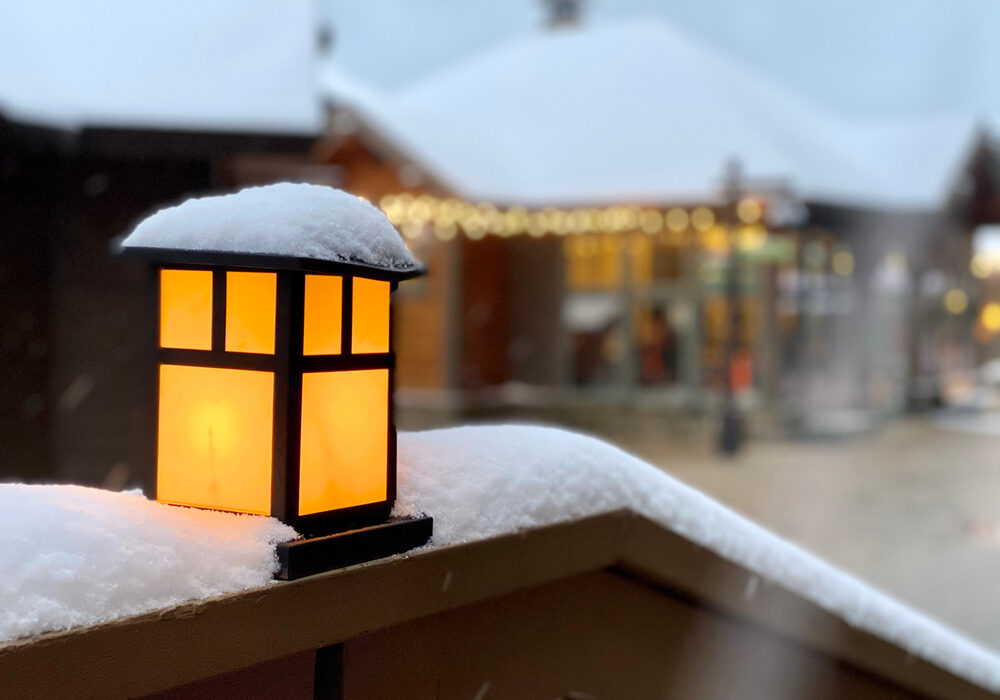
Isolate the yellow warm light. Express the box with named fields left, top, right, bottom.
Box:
left=299, top=369, right=388, bottom=515
left=157, top=364, right=273, bottom=515
left=401, top=221, right=425, bottom=240
left=435, top=222, right=458, bottom=241
left=944, top=289, right=968, bottom=315
left=504, top=207, right=529, bottom=235
left=737, top=225, right=767, bottom=251
left=303, top=274, right=343, bottom=355
left=409, top=196, right=434, bottom=222
left=160, top=269, right=212, bottom=350
left=225, top=272, right=276, bottom=354
left=526, top=213, right=545, bottom=237
left=737, top=198, right=763, bottom=224
left=691, top=207, right=715, bottom=231
left=982, top=303, right=1000, bottom=333
left=480, top=203, right=504, bottom=235
left=353, top=277, right=390, bottom=353
left=640, top=209, right=663, bottom=234
left=832, top=250, right=855, bottom=277
left=700, top=225, right=730, bottom=252
left=971, top=254, right=993, bottom=279
left=378, top=192, right=785, bottom=243
left=665, top=208, right=689, bottom=232
left=437, top=198, right=461, bottom=225
left=562, top=209, right=581, bottom=234
left=540, top=207, right=567, bottom=235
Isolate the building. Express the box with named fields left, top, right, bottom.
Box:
left=320, top=18, right=980, bottom=428
left=0, top=3, right=324, bottom=484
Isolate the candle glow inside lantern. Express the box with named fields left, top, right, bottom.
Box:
left=120, top=184, right=432, bottom=579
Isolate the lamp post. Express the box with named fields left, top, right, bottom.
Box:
left=718, top=161, right=745, bottom=455
left=120, top=184, right=432, bottom=579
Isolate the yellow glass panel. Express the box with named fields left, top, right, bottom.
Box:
left=160, top=269, right=212, bottom=350
left=157, top=364, right=273, bottom=515
left=303, top=274, right=342, bottom=355
left=225, top=271, right=276, bottom=354
left=352, top=278, right=390, bottom=354
left=299, top=369, right=388, bottom=515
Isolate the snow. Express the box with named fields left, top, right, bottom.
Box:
left=323, top=18, right=977, bottom=209
left=0, top=1, right=321, bottom=134
left=395, top=424, right=1000, bottom=692
left=0, top=484, right=294, bottom=642
left=6, top=423, right=1000, bottom=692
left=121, top=183, right=418, bottom=271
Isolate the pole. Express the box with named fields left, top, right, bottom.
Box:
left=718, top=160, right=744, bottom=455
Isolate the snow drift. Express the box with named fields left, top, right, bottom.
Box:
left=0, top=485, right=293, bottom=641
left=395, top=425, right=1000, bottom=693
left=2, top=425, right=999, bottom=693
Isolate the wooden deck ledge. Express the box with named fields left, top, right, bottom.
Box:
left=0, top=510, right=993, bottom=699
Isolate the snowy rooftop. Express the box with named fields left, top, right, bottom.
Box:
left=0, top=1, right=322, bottom=135
left=121, top=183, right=420, bottom=275
left=323, top=19, right=976, bottom=210
left=4, top=425, right=1000, bottom=692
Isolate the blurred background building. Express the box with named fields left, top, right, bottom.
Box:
left=2, top=0, right=1000, bottom=486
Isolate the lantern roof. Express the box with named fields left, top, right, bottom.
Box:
left=119, top=183, right=424, bottom=281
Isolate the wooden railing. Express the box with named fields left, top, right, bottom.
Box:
left=0, top=511, right=993, bottom=699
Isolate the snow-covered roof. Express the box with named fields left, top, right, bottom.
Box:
left=323, top=19, right=977, bottom=210
left=0, top=1, right=322, bottom=135
left=121, top=183, right=421, bottom=276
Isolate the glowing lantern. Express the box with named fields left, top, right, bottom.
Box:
left=120, top=184, right=431, bottom=579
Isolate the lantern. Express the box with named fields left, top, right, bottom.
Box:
left=119, top=184, right=432, bottom=579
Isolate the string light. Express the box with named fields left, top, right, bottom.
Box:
left=832, top=250, right=855, bottom=276
left=737, top=225, right=767, bottom=252
left=691, top=207, right=715, bottom=232
left=737, top=198, right=763, bottom=224
left=378, top=194, right=738, bottom=241
left=944, top=289, right=968, bottom=315
left=971, top=253, right=993, bottom=279
left=700, top=225, right=729, bottom=252
left=639, top=209, right=664, bottom=234
left=665, top=208, right=689, bottom=232
left=982, top=302, right=1000, bottom=333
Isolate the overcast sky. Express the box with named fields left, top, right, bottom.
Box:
left=325, top=0, right=1000, bottom=121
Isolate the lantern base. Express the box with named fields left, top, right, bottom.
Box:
left=275, top=515, right=433, bottom=580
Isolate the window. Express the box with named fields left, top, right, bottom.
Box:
left=298, top=369, right=389, bottom=515
left=303, top=274, right=343, bottom=355
left=352, top=277, right=390, bottom=354
left=157, top=364, right=274, bottom=515
left=160, top=269, right=212, bottom=350
left=225, top=271, right=277, bottom=354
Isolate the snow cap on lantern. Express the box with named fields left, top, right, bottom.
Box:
left=120, top=183, right=425, bottom=541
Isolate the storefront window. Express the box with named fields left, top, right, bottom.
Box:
left=635, top=304, right=678, bottom=385
left=563, top=294, right=624, bottom=386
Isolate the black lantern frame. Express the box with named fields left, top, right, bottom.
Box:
left=122, top=247, right=432, bottom=577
